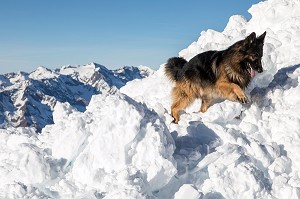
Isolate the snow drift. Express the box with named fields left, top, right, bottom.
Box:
left=1, top=94, right=176, bottom=198
left=1, top=0, right=300, bottom=198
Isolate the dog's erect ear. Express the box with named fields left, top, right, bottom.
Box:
left=242, top=32, right=256, bottom=48
left=246, top=32, right=256, bottom=44
left=257, top=31, right=266, bottom=43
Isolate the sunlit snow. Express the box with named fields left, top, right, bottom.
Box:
left=1, top=0, right=300, bottom=198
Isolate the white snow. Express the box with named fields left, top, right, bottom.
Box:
left=174, top=184, right=202, bottom=199
left=1, top=0, right=300, bottom=198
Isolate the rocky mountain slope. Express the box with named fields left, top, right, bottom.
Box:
left=0, top=63, right=153, bottom=131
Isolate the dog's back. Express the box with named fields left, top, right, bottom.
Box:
left=165, top=51, right=222, bottom=86
left=183, top=50, right=220, bottom=86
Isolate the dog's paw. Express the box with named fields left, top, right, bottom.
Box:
left=200, top=106, right=208, bottom=113
left=172, top=118, right=179, bottom=124
left=237, top=94, right=249, bottom=104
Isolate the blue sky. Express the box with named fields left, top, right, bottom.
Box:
left=0, top=0, right=261, bottom=74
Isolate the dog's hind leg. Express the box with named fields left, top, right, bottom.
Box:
left=171, top=89, right=194, bottom=124
left=200, top=97, right=213, bottom=113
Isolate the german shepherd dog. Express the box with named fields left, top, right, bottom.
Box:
left=165, top=32, right=266, bottom=123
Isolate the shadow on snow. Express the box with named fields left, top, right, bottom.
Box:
left=172, top=121, right=221, bottom=175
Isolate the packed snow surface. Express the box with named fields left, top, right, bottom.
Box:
left=1, top=0, right=300, bottom=198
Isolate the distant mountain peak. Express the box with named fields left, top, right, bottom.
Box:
left=29, top=66, right=58, bottom=80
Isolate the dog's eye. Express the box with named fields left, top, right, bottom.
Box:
left=250, top=55, right=256, bottom=60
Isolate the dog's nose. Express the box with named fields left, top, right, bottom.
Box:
left=257, top=68, right=263, bottom=73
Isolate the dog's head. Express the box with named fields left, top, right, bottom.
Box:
left=240, top=31, right=266, bottom=77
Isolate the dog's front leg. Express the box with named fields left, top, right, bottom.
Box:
left=216, top=82, right=248, bottom=103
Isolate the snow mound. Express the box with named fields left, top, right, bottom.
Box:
left=174, top=184, right=202, bottom=199
left=38, top=93, right=176, bottom=198
left=0, top=127, right=64, bottom=198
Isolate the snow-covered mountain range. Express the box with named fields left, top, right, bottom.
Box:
left=1, top=0, right=300, bottom=198
left=0, top=63, right=153, bottom=131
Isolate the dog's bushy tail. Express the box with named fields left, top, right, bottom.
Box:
left=165, top=57, right=187, bottom=82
